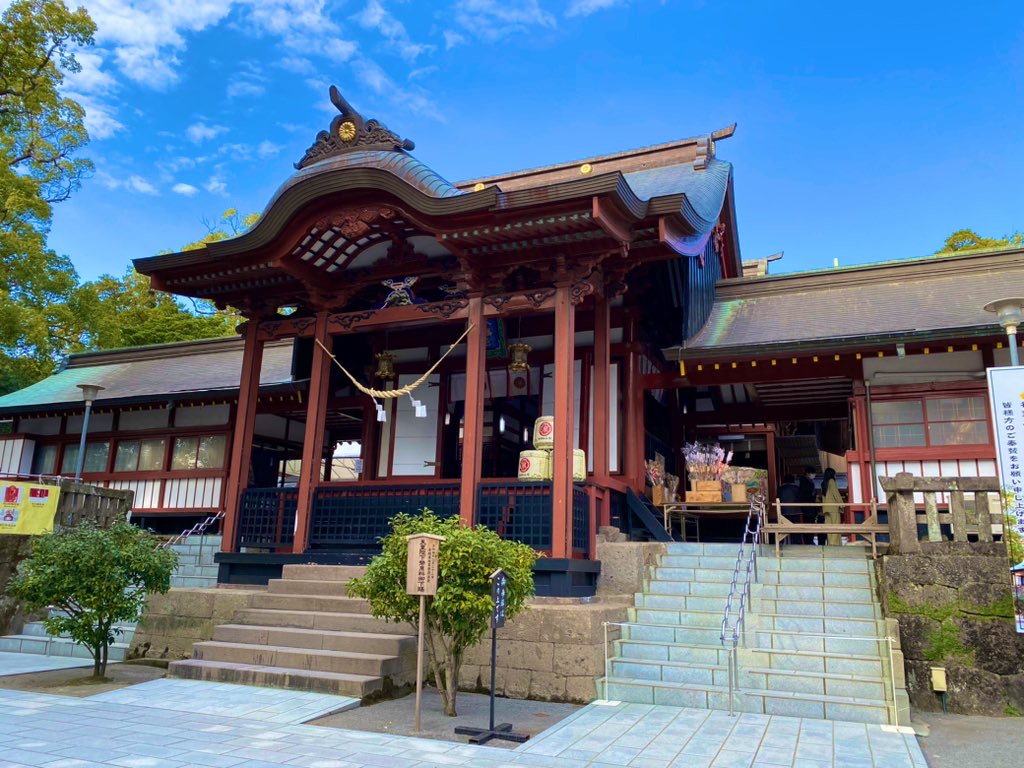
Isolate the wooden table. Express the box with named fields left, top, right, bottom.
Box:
left=659, top=501, right=751, bottom=542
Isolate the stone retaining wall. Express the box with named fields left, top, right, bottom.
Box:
left=131, top=588, right=262, bottom=660
left=876, top=542, right=1024, bottom=715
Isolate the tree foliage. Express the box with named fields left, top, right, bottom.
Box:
left=0, top=0, right=94, bottom=396
left=347, top=510, right=538, bottom=717
left=938, top=228, right=1023, bottom=253
left=8, top=520, right=178, bottom=677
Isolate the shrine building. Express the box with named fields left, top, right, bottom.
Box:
left=1, top=87, right=1022, bottom=596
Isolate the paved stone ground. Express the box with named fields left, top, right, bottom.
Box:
left=90, top=679, right=360, bottom=725
left=912, top=712, right=1020, bottom=768
left=0, top=652, right=91, bottom=677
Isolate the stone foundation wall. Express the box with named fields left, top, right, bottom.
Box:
left=595, top=541, right=666, bottom=597
left=458, top=598, right=630, bottom=703
left=877, top=542, right=1024, bottom=715
left=131, top=588, right=261, bottom=660
left=0, top=536, right=35, bottom=635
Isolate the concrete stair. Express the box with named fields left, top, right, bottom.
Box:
left=168, top=535, right=221, bottom=589
left=0, top=610, right=136, bottom=662
left=169, top=564, right=417, bottom=698
left=602, top=542, right=910, bottom=725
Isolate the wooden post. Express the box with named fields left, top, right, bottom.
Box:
left=593, top=293, right=611, bottom=489
left=551, top=284, right=576, bottom=559
left=459, top=297, right=486, bottom=526
left=294, top=311, right=331, bottom=553
left=622, top=340, right=644, bottom=492
left=222, top=320, right=265, bottom=553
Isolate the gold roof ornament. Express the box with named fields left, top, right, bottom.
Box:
left=508, top=342, right=532, bottom=373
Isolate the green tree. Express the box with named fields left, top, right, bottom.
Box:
left=0, top=0, right=95, bottom=396
left=181, top=208, right=260, bottom=251
left=8, top=520, right=177, bottom=677
left=938, top=228, right=1023, bottom=253
left=348, top=510, right=538, bottom=717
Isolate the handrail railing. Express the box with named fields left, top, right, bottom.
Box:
left=162, top=510, right=224, bottom=548
left=719, top=493, right=766, bottom=714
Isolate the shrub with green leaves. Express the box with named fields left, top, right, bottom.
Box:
left=347, top=509, right=538, bottom=716
left=8, top=520, right=178, bottom=677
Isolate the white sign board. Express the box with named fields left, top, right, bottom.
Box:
left=987, top=366, right=1024, bottom=537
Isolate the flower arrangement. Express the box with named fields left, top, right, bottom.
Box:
left=645, top=458, right=664, bottom=487
left=681, top=442, right=732, bottom=482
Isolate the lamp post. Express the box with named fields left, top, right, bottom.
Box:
left=983, top=298, right=1024, bottom=367
left=74, top=384, right=105, bottom=482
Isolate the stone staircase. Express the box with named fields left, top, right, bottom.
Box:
left=167, top=535, right=221, bottom=589
left=0, top=609, right=136, bottom=662
left=603, top=542, right=910, bottom=725
left=169, top=564, right=417, bottom=698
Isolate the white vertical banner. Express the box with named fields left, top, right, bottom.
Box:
left=986, top=365, right=1024, bottom=633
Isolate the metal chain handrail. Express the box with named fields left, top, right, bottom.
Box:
left=162, top=510, right=224, bottom=548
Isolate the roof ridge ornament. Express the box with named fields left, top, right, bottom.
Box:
left=295, top=86, right=416, bottom=170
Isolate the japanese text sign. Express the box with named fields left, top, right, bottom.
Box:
left=987, top=366, right=1024, bottom=538
left=0, top=481, right=60, bottom=535
left=405, top=533, right=444, bottom=596
left=490, top=569, right=508, bottom=628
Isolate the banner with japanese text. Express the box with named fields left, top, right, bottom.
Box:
left=0, top=481, right=61, bottom=535
left=986, top=365, right=1024, bottom=633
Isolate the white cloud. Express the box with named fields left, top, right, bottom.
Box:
left=409, top=65, right=439, bottom=80
left=72, top=92, right=125, bottom=139
left=354, top=0, right=434, bottom=62
left=187, top=121, right=229, bottom=142
left=257, top=140, right=283, bottom=158
left=227, top=79, right=266, bottom=98
left=172, top=182, right=199, bottom=196
left=566, top=0, right=623, bottom=16
left=352, top=59, right=441, bottom=119
left=97, top=170, right=159, bottom=194
left=443, top=30, right=465, bottom=49
left=204, top=173, right=227, bottom=195
left=452, top=0, right=556, bottom=40
left=279, top=56, right=315, bottom=74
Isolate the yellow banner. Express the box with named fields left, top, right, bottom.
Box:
left=0, top=481, right=61, bottom=535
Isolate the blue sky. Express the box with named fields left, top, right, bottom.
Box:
left=45, top=0, right=1024, bottom=282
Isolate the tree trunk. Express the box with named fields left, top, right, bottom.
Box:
left=100, top=639, right=109, bottom=677
left=444, top=655, right=457, bottom=716
left=91, top=644, right=101, bottom=677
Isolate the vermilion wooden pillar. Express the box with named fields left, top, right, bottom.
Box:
left=592, top=291, right=612, bottom=527
left=222, top=319, right=265, bottom=553
left=551, top=284, right=576, bottom=559
left=623, top=349, right=645, bottom=492
left=294, top=311, right=331, bottom=553
left=459, top=297, right=486, bottom=526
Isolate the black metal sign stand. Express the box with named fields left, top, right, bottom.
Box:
left=454, top=569, right=528, bottom=745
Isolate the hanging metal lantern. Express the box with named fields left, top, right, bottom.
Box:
left=374, top=351, right=396, bottom=380
left=508, top=342, right=531, bottom=373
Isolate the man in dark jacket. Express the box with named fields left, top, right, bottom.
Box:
left=778, top=474, right=803, bottom=544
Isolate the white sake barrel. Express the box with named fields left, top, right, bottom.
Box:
left=518, top=450, right=550, bottom=481
left=573, top=449, right=586, bottom=481
left=533, top=415, right=555, bottom=448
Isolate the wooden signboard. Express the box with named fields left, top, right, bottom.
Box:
left=406, top=533, right=444, bottom=596
left=490, top=569, right=508, bottom=629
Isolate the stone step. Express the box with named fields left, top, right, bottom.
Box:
left=658, top=555, right=743, bottom=569
left=212, top=624, right=415, bottom=657
left=281, top=564, right=367, bottom=581
left=615, top=639, right=732, bottom=666
left=755, top=596, right=881, bottom=620
left=754, top=584, right=875, bottom=603
left=636, top=583, right=733, bottom=603
left=622, top=621, right=725, bottom=646
left=0, top=635, right=130, bottom=661
left=759, top=569, right=873, bottom=587
left=750, top=630, right=887, bottom=656
left=191, top=641, right=405, bottom=678
left=601, top=676, right=891, bottom=724
left=743, top=647, right=885, bottom=677
left=754, top=614, right=886, bottom=638
left=609, top=656, right=729, bottom=687
left=172, top=564, right=220, bottom=577
left=232, top=608, right=415, bottom=636
left=760, top=557, right=872, bottom=573
left=664, top=543, right=741, bottom=556
left=652, top=566, right=737, bottom=582
left=639, top=588, right=732, bottom=610
left=249, top=593, right=372, bottom=614
left=741, top=666, right=888, bottom=701
left=626, top=607, right=725, bottom=628
left=267, top=579, right=357, bottom=597
left=169, top=658, right=379, bottom=698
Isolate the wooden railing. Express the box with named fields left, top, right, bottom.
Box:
left=878, top=472, right=1002, bottom=554
left=54, top=480, right=134, bottom=529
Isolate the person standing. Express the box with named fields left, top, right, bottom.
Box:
left=821, top=467, right=843, bottom=546
left=777, top=474, right=803, bottom=544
